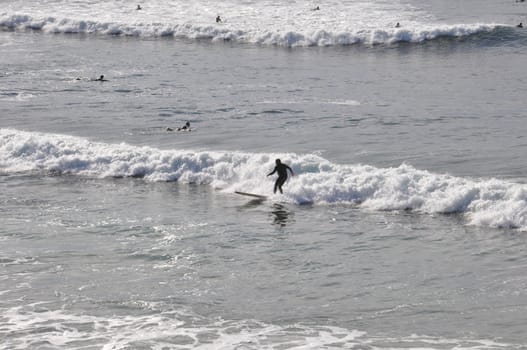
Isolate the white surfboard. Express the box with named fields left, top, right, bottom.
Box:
left=234, top=191, right=267, bottom=200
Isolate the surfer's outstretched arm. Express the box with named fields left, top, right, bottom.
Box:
left=267, top=167, right=277, bottom=176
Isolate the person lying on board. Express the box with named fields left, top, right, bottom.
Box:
left=167, top=121, right=191, bottom=132
left=93, top=75, right=108, bottom=81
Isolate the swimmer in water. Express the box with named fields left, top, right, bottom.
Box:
left=216, top=15, right=222, bottom=23
left=94, top=75, right=107, bottom=81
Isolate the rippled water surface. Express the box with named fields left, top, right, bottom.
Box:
left=2, top=0, right=527, bottom=348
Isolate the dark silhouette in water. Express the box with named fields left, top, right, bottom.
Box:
left=517, top=22, right=523, bottom=28
left=93, top=75, right=107, bottom=81
left=178, top=121, right=191, bottom=131
left=167, top=121, right=191, bottom=132
left=216, top=15, right=222, bottom=23
left=136, top=5, right=142, bottom=10
left=267, top=159, right=294, bottom=194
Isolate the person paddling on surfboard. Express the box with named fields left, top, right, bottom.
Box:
left=177, top=121, right=191, bottom=131
left=267, top=159, right=294, bottom=194
left=93, top=75, right=107, bottom=81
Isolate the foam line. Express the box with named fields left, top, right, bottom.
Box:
left=2, top=129, right=527, bottom=230
left=0, top=8, right=500, bottom=47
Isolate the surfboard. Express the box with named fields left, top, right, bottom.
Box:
left=235, top=191, right=267, bottom=200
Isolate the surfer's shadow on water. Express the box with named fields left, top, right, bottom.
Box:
left=236, top=200, right=294, bottom=227
left=239, top=198, right=267, bottom=208
left=270, top=203, right=294, bottom=227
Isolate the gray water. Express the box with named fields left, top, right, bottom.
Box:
left=2, top=6, right=527, bottom=350
left=3, top=31, right=527, bottom=177
left=3, top=172, right=527, bottom=348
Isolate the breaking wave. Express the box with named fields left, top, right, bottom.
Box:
left=3, top=129, right=527, bottom=230
left=0, top=9, right=504, bottom=47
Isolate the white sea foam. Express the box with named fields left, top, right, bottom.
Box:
left=2, top=129, right=527, bottom=230
left=0, top=0, right=500, bottom=46
left=0, top=302, right=520, bottom=350
left=0, top=91, right=36, bottom=102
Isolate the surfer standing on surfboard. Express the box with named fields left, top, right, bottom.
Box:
left=267, top=159, right=294, bottom=194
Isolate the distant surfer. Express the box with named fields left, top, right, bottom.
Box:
left=136, top=5, right=142, bottom=10
left=312, top=6, right=320, bottom=11
left=178, top=121, right=191, bottom=131
left=517, top=22, right=523, bottom=28
left=216, top=15, right=222, bottom=23
left=395, top=22, right=401, bottom=28
left=167, top=121, right=191, bottom=132
left=267, top=159, right=294, bottom=194
left=93, top=75, right=107, bottom=81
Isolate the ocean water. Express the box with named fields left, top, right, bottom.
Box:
left=2, top=0, right=527, bottom=349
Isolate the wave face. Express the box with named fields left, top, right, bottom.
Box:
left=0, top=0, right=503, bottom=46
left=3, top=129, right=527, bottom=230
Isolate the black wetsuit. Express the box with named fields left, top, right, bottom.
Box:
left=268, top=163, right=293, bottom=194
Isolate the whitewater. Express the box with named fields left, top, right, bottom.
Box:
left=0, top=0, right=503, bottom=46
left=3, top=129, right=527, bottom=230
left=2, top=0, right=527, bottom=349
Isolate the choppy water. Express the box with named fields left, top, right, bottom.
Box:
left=2, top=0, right=527, bottom=349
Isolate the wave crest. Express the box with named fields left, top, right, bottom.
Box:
left=3, top=129, right=527, bottom=230
left=0, top=13, right=500, bottom=46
